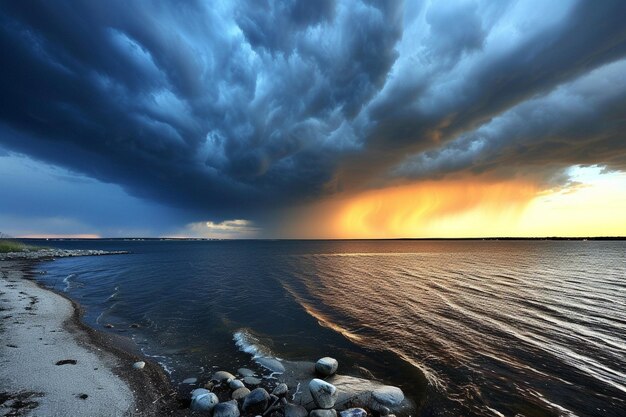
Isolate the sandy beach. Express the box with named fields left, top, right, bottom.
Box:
left=0, top=258, right=177, bottom=416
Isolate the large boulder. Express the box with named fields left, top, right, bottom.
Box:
left=242, top=387, right=271, bottom=414
left=309, top=379, right=338, bottom=409
left=315, top=357, right=338, bottom=377
left=213, top=400, right=241, bottom=417
left=190, top=388, right=219, bottom=412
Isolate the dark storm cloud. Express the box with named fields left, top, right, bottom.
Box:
left=1, top=0, right=626, bottom=224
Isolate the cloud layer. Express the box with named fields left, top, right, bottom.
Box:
left=1, top=0, right=626, bottom=234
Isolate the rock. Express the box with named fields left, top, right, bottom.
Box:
left=243, top=376, right=262, bottom=386
left=379, top=406, right=390, bottom=416
left=238, top=367, right=256, bottom=377
left=213, top=370, right=236, bottom=382
left=213, top=400, right=241, bottom=417
left=285, top=403, right=308, bottom=417
left=315, top=357, right=338, bottom=377
left=310, top=409, right=337, bottom=417
left=371, top=386, right=404, bottom=407
left=204, top=381, right=215, bottom=390
left=190, top=388, right=219, bottom=412
left=132, top=361, right=145, bottom=369
left=104, top=323, right=114, bottom=329
left=339, top=408, right=367, bottom=417
left=182, top=377, right=198, bottom=384
left=232, top=387, right=251, bottom=401
left=242, top=388, right=271, bottom=414
left=256, top=357, right=286, bottom=373
left=272, top=383, right=289, bottom=397
left=230, top=379, right=245, bottom=390
left=309, top=379, right=338, bottom=409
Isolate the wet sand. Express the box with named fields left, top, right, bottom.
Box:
left=0, top=258, right=180, bottom=416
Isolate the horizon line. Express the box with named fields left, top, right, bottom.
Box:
left=8, top=236, right=626, bottom=241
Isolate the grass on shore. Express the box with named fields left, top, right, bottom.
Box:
left=0, top=239, right=45, bottom=253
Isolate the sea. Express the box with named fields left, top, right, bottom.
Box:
left=27, top=239, right=625, bottom=417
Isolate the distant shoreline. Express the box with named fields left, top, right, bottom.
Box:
left=9, top=236, right=626, bottom=241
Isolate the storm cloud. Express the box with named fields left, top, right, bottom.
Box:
left=1, top=0, right=626, bottom=232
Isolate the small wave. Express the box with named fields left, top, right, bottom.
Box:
left=62, top=273, right=77, bottom=292
left=233, top=329, right=273, bottom=358
left=106, top=286, right=120, bottom=301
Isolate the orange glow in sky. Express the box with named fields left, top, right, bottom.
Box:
left=280, top=168, right=626, bottom=239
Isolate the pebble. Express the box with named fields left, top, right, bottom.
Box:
left=242, top=388, right=270, bottom=414
left=309, top=378, right=338, bottom=409
left=132, top=361, right=145, bottom=369
left=243, top=376, right=262, bottom=386
left=315, top=357, right=339, bottom=376
left=212, top=370, right=236, bottom=382
left=190, top=389, right=219, bottom=412
left=256, top=357, right=285, bottom=373
left=232, top=387, right=251, bottom=400
left=182, top=377, right=197, bottom=384
left=339, top=408, right=367, bottom=417
left=238, top=367, right=256, bottom=377
left=310, top=410, right=337, bottom=417
left=272, top=383, right=289, bottom=397
left=284, top=403, right=308, bottom=417
left=371, top=386, right=404, bottom=406
left=213, top=400, right=241, bottom=417
left=230, top=379, right=245, bottom=390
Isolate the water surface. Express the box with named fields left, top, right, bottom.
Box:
left=32, top=240, right=626, bottom=417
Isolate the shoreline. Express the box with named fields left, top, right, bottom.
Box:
left=1, top=250, right=411, bottom=417
left=0, top=255, right=182, bottom=416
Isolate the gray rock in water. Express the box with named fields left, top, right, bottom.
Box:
left=213, top=400, right=241, bottom=417
left=256, top=357, right=285, bottom=373
left=371, top=386, right=404, bottom=407
left=243, top=376, right=262, bottom=386
left=339, top=408, right=367, bottom=417
left=182, top=377, right=197, bottom=384
left=315, top=357, right=338, bottom=377
left=242, top=388, right=270, bottom=414
left=272, top=383, right=289, bottom=397
left=232, top=387, right=251, bottom=401
left=213, top=371, right=236, bottom=382
left=190, top=388, right=219, bottom=412
left=238, top=367, right=256, bottom=377
left=132, top=361, right=145, bottom=370
left=309, top=379, right=338, bottom=409
left=230, top=379, right=246, bottom=390
left=310, top=409, right=337, bottom=417
left=285, top=403, right=308, bottom=417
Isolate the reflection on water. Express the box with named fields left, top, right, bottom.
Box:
left=34, top=240, right=626, bottom=417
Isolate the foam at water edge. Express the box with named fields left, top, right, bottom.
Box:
left=233, top=329, right=272, bottom=358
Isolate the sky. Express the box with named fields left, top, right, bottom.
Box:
left=1, top=0, right=626, bottom=239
